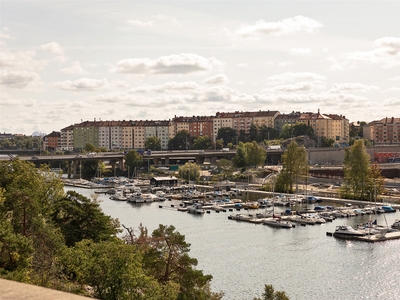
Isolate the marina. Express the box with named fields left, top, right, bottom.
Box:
left=65, top=182, right=400, bottom=300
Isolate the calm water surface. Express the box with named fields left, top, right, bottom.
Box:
left=66, top=187, right=400, bottom=300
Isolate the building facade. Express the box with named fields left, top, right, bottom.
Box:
left=363, top=117, right=400, bottom=145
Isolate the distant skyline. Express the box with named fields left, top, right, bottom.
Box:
left=1, top=1, right=399, bottom=135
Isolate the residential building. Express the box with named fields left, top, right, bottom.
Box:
left=274, top=112, right=301, bottom=132
left=60, top=125, right=74, bottom=151
left=298, top=110, right=349, bottom=143
left=43, top=131, right=61, bottom=151
left=363, top=117, right=400, bottom=145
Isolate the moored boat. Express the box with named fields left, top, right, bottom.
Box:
left=333, top=225, right=366, bottom=238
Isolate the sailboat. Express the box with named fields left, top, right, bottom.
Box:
left=262, top=177, right=293, bottom=228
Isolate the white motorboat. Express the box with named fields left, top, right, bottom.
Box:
left=333, top=225, right=366, bottom=238
left=391, top=219, right=400, bottom=230
left=263, top=218, right=293, bottom=228
left=187, top=203, right=205, bottom=214
left=127, top=192, right=143, bottom=203
left=110, top=191, right=127, bottom=201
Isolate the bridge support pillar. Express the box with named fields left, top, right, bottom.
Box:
left=153, top=157, right=159, bottom=165
left=164, top=157, right=169, bottom=165
left=119, top=158, right=124, bottom=171
left=67, top=161, right=72, bottom=178
left=72, top=161, right=78, bottom=179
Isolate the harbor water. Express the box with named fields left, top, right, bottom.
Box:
left=66, top=187, right=400, bottom=300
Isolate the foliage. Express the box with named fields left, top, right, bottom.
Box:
left=62, top=239, right=179, bottom=300
left=216, top=159, right=235, bottom=179
left=217, top=127, right=237, bottom=146
left=280, top=123, right=314, bottom=140
left=0, top=188, right=34, bottom=282
left=320, top=136, right=335, bottom=147
left=52, top=191, right=121, bottom=247
left=178, top=162, right=201, bottom=183
left=141, top=224, right=221, bottom=300
left=275, top=141, right=308, bottom=193
left=0, top=160, right=66, bottom=286
left=145, top=136, right=162, bottom=151
left=125, top=150, right=143, bottom=172
left=253, top=284, right=290, bottom=300
left=0, top=135, right=42, bottom=150
left=168, top=130, right=192, bottom=150
left=192, top=136, right=213, bottom=150
left=341, top=140, right=383, bottom=200
left=233, top=141, right=266, bottom=168
left=84, top=143, right=96, bottom=152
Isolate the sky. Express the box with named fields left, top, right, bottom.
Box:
left=1, top=0, right=399, bottom=136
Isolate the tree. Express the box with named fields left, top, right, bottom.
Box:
left=259, top=125, right=279, bottom=142
left=178, top=162, right=201, bottom=183
left=168, top=130, right=192, bottom=150
left=125, top=150, right=143, bottom=173
left=52, top=191, right=121, bottom=247
left=0, top=160, right=66, bottom=286
left=61, top=239, right=179, bottom=300
left=217, top=127, right=237, bottom=146
left=142, top=224, right=218, bottom=300
left=84, top=142, right=96, bottom=152
left=145, top=136, right=162, bottom=151
left=246, top=141, right=267, bottom=167
left=249, top=124, right=258, bottom=142
left=253, top=284, right=290, bottom=300
left=0, top=188, right=34, bottom=282
left=232, top=142, right=247, bottom=168
left=233, top=141, right=266, bottom=168
left=192, top=136, right=213, bottom=150
left=217, top=159, right=235, bottom=179
left=276, top=141, right=308, bottom=193
left=342, top=139, right=381, bottom=200
left=292, top=123, right=314, bottom=138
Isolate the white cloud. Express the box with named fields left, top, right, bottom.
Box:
left=0, top=27, right=15, bottom=46
left=130, top=81, right=200, bottom=93
left=120, top=14, right=180, bottom=31
left=289, top=47, right=312, bottom=56
left=329, top=83, right=380, bottom=93
left=235, top=15, right=322, bottom=37
left=40, top=42, right=63, bottom=55
left=375, top=37, right=400, bottom=55
left=203, top=74, right=229, bottom=84
left=262, top=82, right=313, bottom=93
left=60, top=61, right=88, bottom=74
left=0, top=50, right=45, bottom=71
left=112, top=53, right=222, bottom=74
left=0, top=71, right=42, bottom=89
left=388, top=76, right=400, bottom=81
left=266, top=72, right=327, bottom=85
left=331, top=37, right=400, bottom=70
left=383, top=98, right=400, bottom=106
left=53, top=78, right=108, bottom=91
left=382, top=87, right=400, bottom=93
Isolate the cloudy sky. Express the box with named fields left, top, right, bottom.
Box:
left=1, top=1, right=399, bottom=135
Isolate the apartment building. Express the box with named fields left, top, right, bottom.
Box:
left=363, top=117, right=400, bottom=145
left=73, top=121, right=99, bottom=149
left=43, top=131, right=61, bottom=151
left=298, top=110, right=349, bottom=142
left=143, top=120, right=170, bottom=150
left=274, top=112, right=301, bottom=132
left=60, top=125, right=74, bottom=151
left=213, top=112, right=234, bottom=142
left=250, top=110, right=280, bottom=128
left=323, top=114, right=349, bottom=142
